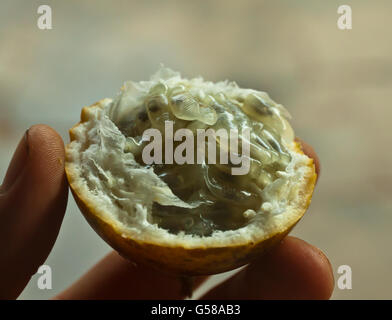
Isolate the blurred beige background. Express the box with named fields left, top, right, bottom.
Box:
left=0, top=0, right=391, bottom=299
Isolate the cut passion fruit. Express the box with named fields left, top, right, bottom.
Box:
left=65, top=67, right=316, bottom=275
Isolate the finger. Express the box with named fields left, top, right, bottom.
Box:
left=200, top=236, right=334, bottom=300
left=0, top=124, right=68, bottom=299
left=54, top=251, right=208, bottom=300
left=295, top=137, right=320, bottom=179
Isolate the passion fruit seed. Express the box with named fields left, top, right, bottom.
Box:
left=170, top=93, right=218, bottom=125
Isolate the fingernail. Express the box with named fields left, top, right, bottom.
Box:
left=0, top=129, right=29, bottom=193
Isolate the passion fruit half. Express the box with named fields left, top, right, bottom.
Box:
left=65, top=67, right=316, bottom=276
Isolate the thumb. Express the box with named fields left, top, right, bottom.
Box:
left=0, top=124, right=68, bottom=299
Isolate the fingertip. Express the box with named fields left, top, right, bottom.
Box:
left=27, top=124, right=68, bottom=199
left=246, top=236, right=334, bottom=299
left=28, top=124, right=65, bottom=171
left=1, top=124, right=68, bottom=205
left=199, top=236, right=334, bottom=300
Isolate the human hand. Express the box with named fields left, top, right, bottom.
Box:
left=0, top=124, right=333, bottom=300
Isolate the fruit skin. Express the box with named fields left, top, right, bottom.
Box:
left=65, top=102, right=317, bottom=276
